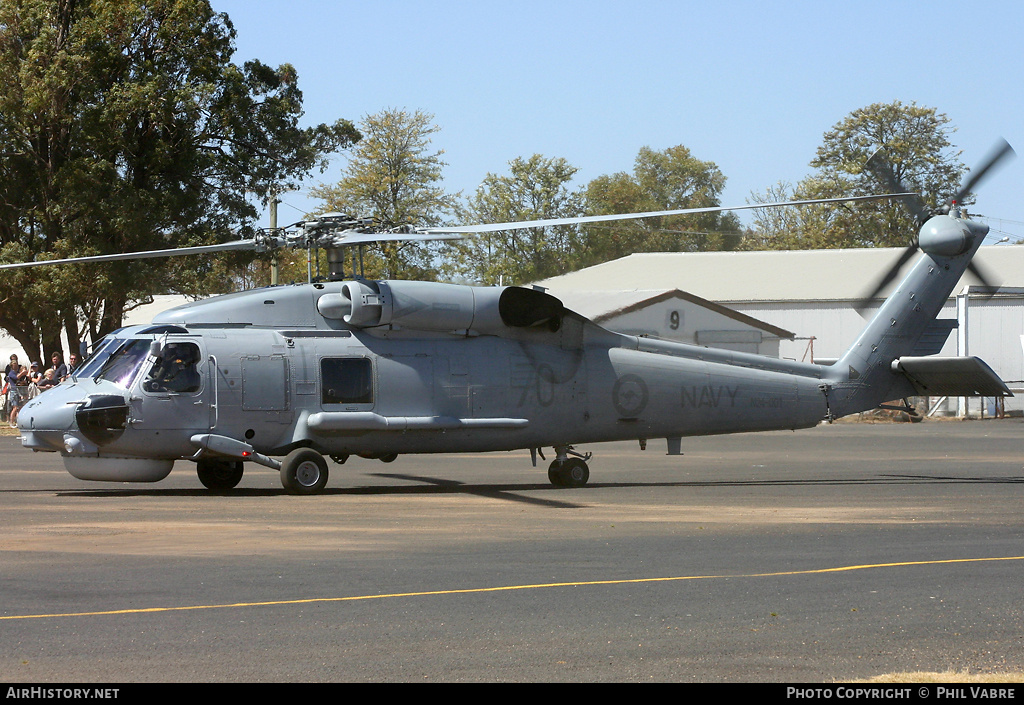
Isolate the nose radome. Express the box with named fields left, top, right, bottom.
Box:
left=16, top=386, right=82, bottom=452
left=18, top=388, right=79, bottom=434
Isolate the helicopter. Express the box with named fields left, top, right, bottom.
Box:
left=2, top=142, right=1014, bottom=494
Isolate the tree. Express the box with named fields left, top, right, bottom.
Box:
left=0, top=0, right=358, bottom=359
left=310, top=108, right=458, bottom=280
left=442, top=155, right=585, bottom=285
left=583, top=145, right=742, bottom=266
left=746, top=101, right=966, bottom=250
left=742, top=177, right=865, bottom=250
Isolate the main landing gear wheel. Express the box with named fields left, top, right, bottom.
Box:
left=197, top=459, right=244, bottom=490
left=280, top=448, right=329, bottom=495
left=548, top=457, right=590, bottom=488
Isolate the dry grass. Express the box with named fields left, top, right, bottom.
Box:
left=852, top=672, right=1024, bottom=683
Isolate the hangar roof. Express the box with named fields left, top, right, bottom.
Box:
left=535, top=246, right=1024, bottom=304
left=556, top=288, right=795, bottom=339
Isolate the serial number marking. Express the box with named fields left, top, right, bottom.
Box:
left=749, top=396, right=783, bottom=408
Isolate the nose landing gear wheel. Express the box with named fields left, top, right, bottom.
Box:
left=280, top=448, right=329, bottom=495
left=548, top=457, right=590, bottom=488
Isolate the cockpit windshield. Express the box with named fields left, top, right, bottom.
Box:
left=94, top=339, right=151, bottom=389
left=75, top=337, right=117, bottom=380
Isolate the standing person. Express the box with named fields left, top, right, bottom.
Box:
left=27, top=362, right=43, bottom=399
left=1, top=355, right=14, bottom=423
left=6, top=358, right=27, bottom=427
left=4, top=355, right=22, bottom=424
left=51, top=352, right=68, bottom=382
left=4, top=353, right=19, bottom=378
left=66, top=352, right=82, bottom=378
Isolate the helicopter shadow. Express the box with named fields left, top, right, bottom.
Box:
left=54, top=477, right=588, bottom=508
left=47, top=471, right=1024, bottom=505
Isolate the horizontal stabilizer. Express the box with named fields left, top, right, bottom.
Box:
left=892, top=357, right=1012, bottom=397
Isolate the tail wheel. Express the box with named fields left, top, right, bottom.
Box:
left=548, top=457, right=590, bottom=488
left=197, top=459, right=244, bottom=490
left=280, top=448, right=329, bottom=495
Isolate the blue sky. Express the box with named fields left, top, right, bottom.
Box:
left=210, top=0, right=1024, bottom=243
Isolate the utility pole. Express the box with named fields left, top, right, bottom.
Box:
left=957, top=289, right=969, bottom=417
left=269, top=191, right=280, bottom=286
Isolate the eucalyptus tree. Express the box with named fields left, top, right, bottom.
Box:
left=583, top=145, right=742, bottom=266
left=311, top=108, right=458, bottom=280
left=746, top=101, right=966, bottom=250
left=443, top=155, right=585, bottom=285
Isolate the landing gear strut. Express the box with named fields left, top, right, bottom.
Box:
left=547, top=446, right=591, bottom=488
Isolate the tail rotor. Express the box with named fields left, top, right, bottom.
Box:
left=857, top=139, right=1015, bottom=308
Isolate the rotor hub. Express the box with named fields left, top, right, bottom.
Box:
left=917, top=215, right=987, bottom=257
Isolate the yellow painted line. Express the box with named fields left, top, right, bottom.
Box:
left=3, top=555, right=1023, bottom=622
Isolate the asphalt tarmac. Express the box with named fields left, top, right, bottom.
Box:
left=1, top=418, right=1023, bottom=683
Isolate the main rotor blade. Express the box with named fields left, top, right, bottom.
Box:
left=0, top=239, right=257, bottom=270
left=331, top=230, right=464, bottom=246
left=421, top=193, right=913, bottom=235
left=954, top=138, right=1016, bottom=205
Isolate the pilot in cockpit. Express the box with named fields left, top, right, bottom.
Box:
left=146, top=343, right=201, bottom=393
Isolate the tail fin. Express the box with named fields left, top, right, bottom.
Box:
left=826, top=212, right=995, bottom=416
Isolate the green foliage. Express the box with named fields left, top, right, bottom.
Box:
left=0, top=0, right=358, bottom=357
left=746, top=101, right=966, bottom=250
left=743, top=178, right=868, bottom=250
left=442, top=155, right=585, bottom=285
left=583, top=145, right=741, bottom=266
left=310, top=108, right=457, bottom=280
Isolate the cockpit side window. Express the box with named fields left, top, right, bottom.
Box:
left=144, top=342, right=202, bottom=394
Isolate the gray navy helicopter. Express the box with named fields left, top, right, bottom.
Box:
left=2, top=142, right=1014, bottom=493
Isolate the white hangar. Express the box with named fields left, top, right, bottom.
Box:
left=537, top=246, right=1024, bottom=415
left=549, top=288, right=795, bottom=358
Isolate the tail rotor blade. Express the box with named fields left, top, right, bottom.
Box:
left=856, top=243, right=919, bottom=310
left=953, top=139, right=1016, bottom=205
left=966, top=260, right=1000, bottom=300
left=865, top=148, right=929, bottom=224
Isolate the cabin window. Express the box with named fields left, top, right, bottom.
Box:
left=321, top=358, right=373, bottom=405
